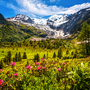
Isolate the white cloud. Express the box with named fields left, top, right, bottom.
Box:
left=50, top=0, right=60, bottom=3
left=1, top=0, right=90, bottom=18
left=14, top=0, right=90, bottom=17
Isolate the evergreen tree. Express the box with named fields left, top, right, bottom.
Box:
left=13, top=57, right=15, bottom=62
left=53, top=52, right=56, bottom=58
left=7, top=51, right=12, bottom=63
left=73, top=49, right=78, bottom=58
left=34, top=53, right=40, bottom=62
left=43, top=54, right=46, bottom=59
left=47, top=51, right=48, bottom=59
left=18, top=52, right=22, bottom=61
left=58, top=47, right=62, bottom=59
left=78, top=22, right=90, bottom=55
left=15, top=53, right=18, bottom=62
left=37, top=53, right=40, bottom=62
left=23, top=52, right=27, bottom=59
left=66, top=49, right=69, bottom=55
left=34, top=55, right=37, bottom=62
left=0, top=60, right=5, bottom=69
left=71, top=51, right=74, bottom=55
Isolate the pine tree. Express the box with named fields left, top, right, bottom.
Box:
left=47, top=51, right=48, bottom=59
left=34, top=53, right=40, bottom=62
left=78, top=22, right=90, bottom=55
left=18, top=52, right=22, bottom=61
left=58, top=47, right=62, bottom=59
left=15, top=53, right=18, bottom=62
left=66, top=49, right=69, bottom=55
left=0, top=60, right=5, bottom=69
left=7, top=51, right=12, bottom=63
left=37, top=53, right=40, bottom=62
left=71, top=51, right=74, bottom=55
left=53, top=52, right=56, bottom=58
left=23, top=52, right=27, bottom=59
left=43, top=54, right=46, bottom=59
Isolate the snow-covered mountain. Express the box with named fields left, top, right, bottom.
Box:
left=7, top=7, right=90, bottom=39
left=47, top=14, right=69, bottom=27
left=7, top=14, right=34, bottom=24
left=33, top=18, right=47, bottom=25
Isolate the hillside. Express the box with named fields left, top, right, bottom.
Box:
left=70, top=11, right=90, bottom=38
left=0, top=14, right=46, bottom=42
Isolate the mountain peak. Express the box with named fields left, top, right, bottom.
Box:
left=8, top=14, right=34, bottom=24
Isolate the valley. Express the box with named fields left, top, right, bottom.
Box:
left=0, top=5, right=90, bottom=90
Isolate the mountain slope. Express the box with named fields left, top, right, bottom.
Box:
left=0, top=14, right=46, bottom=42
left=70, top=11, right=90, bottom=34
left=0, top=13, right=8, bottom=24
left=6, top=7, right=90, bottom=38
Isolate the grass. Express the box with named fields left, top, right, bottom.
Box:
left=0, top=46, right=90, bottom=90
left=0, top=47, right=58, bottom=60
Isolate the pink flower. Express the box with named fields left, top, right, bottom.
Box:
left=42, top=58, right=44, bottom=61
left=26, top=65, right=31, bottom=70
left=55, top=61, right=57, bottom=64
left=0, top=69, right=3, bottom=72
left=10, top=62, right=16, bottom=67
left=0, top=79, right=4, bottom=86
left=44, top=67, right=46, bottom=69
left=63, top=63, right=66, bottom=65
left=37, top=66, right=42, bottom=70
left=58, top=68, right=61, bottom=72
left=35, top=62, right=41, bottom=65
left=14, top=73, right=18, bottom=77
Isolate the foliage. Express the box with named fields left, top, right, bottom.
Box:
left=78, top=22, right=90, bottom=56
left=34, top=53, right=40, bottom=62
left=53, top=52, right=56, bottom=58
left=23, top=52, right=27, bottom=59
left=67, top=62, right=90, bottom=90
left=58, top=47, right=62, bottom=59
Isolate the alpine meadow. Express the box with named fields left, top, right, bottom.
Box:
left=0, top=0, right=90, bottom=90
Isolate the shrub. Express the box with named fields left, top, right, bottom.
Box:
left=67, top=62, right=90, bottom=90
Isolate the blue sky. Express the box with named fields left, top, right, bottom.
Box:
left=0, top=0, right=90, bottom=19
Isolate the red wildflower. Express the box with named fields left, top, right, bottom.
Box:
left=58, top=68, right=61, bottom=72
left=35, top=62, right=41, bottom=65
left=44, top=67, right=46, bottom=69
left=55, top=61, right=57, bottom=64
left=10, top=62, right=16, bottom=67
left=26, top=65, right=31, bottom=70
left=63, top=63, right=66, bottom=65
left=0, top=69, right=3, bottom=72
left=42, top=58, right=44, bottom=61
left=14, top=73, right=18, bottom=77
left=37, top=66, right=42, bottom=70
left=0, top=79, right=4, bottom=86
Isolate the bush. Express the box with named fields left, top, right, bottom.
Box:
left=34, top=53, right=40, bottom=62
left=67, top=62, right=90, bottom=90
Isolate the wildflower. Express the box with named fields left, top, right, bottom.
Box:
left=37, top=66, right=42, bottom=70
left=42, top=58, right=44, bottom=61
left=55, top=61, right=57, bottom=64
left=10, top=62, right=16, bottom=67
left=35, top=62, right=41, bottom=65
left=0, top=79, right=4, bottom=86
left=58, top=68, right=61, bottom=72
left=44, top=67, right=46, bottom=69
left=63, top=63, right=66, bottom=65
left=0, top=69, right=3, bottom=74
left=0, top=69, right=3, bottom=72
left=26, top=65, right=31, bottom=70
left=14, top=73, right=18, bottom=77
